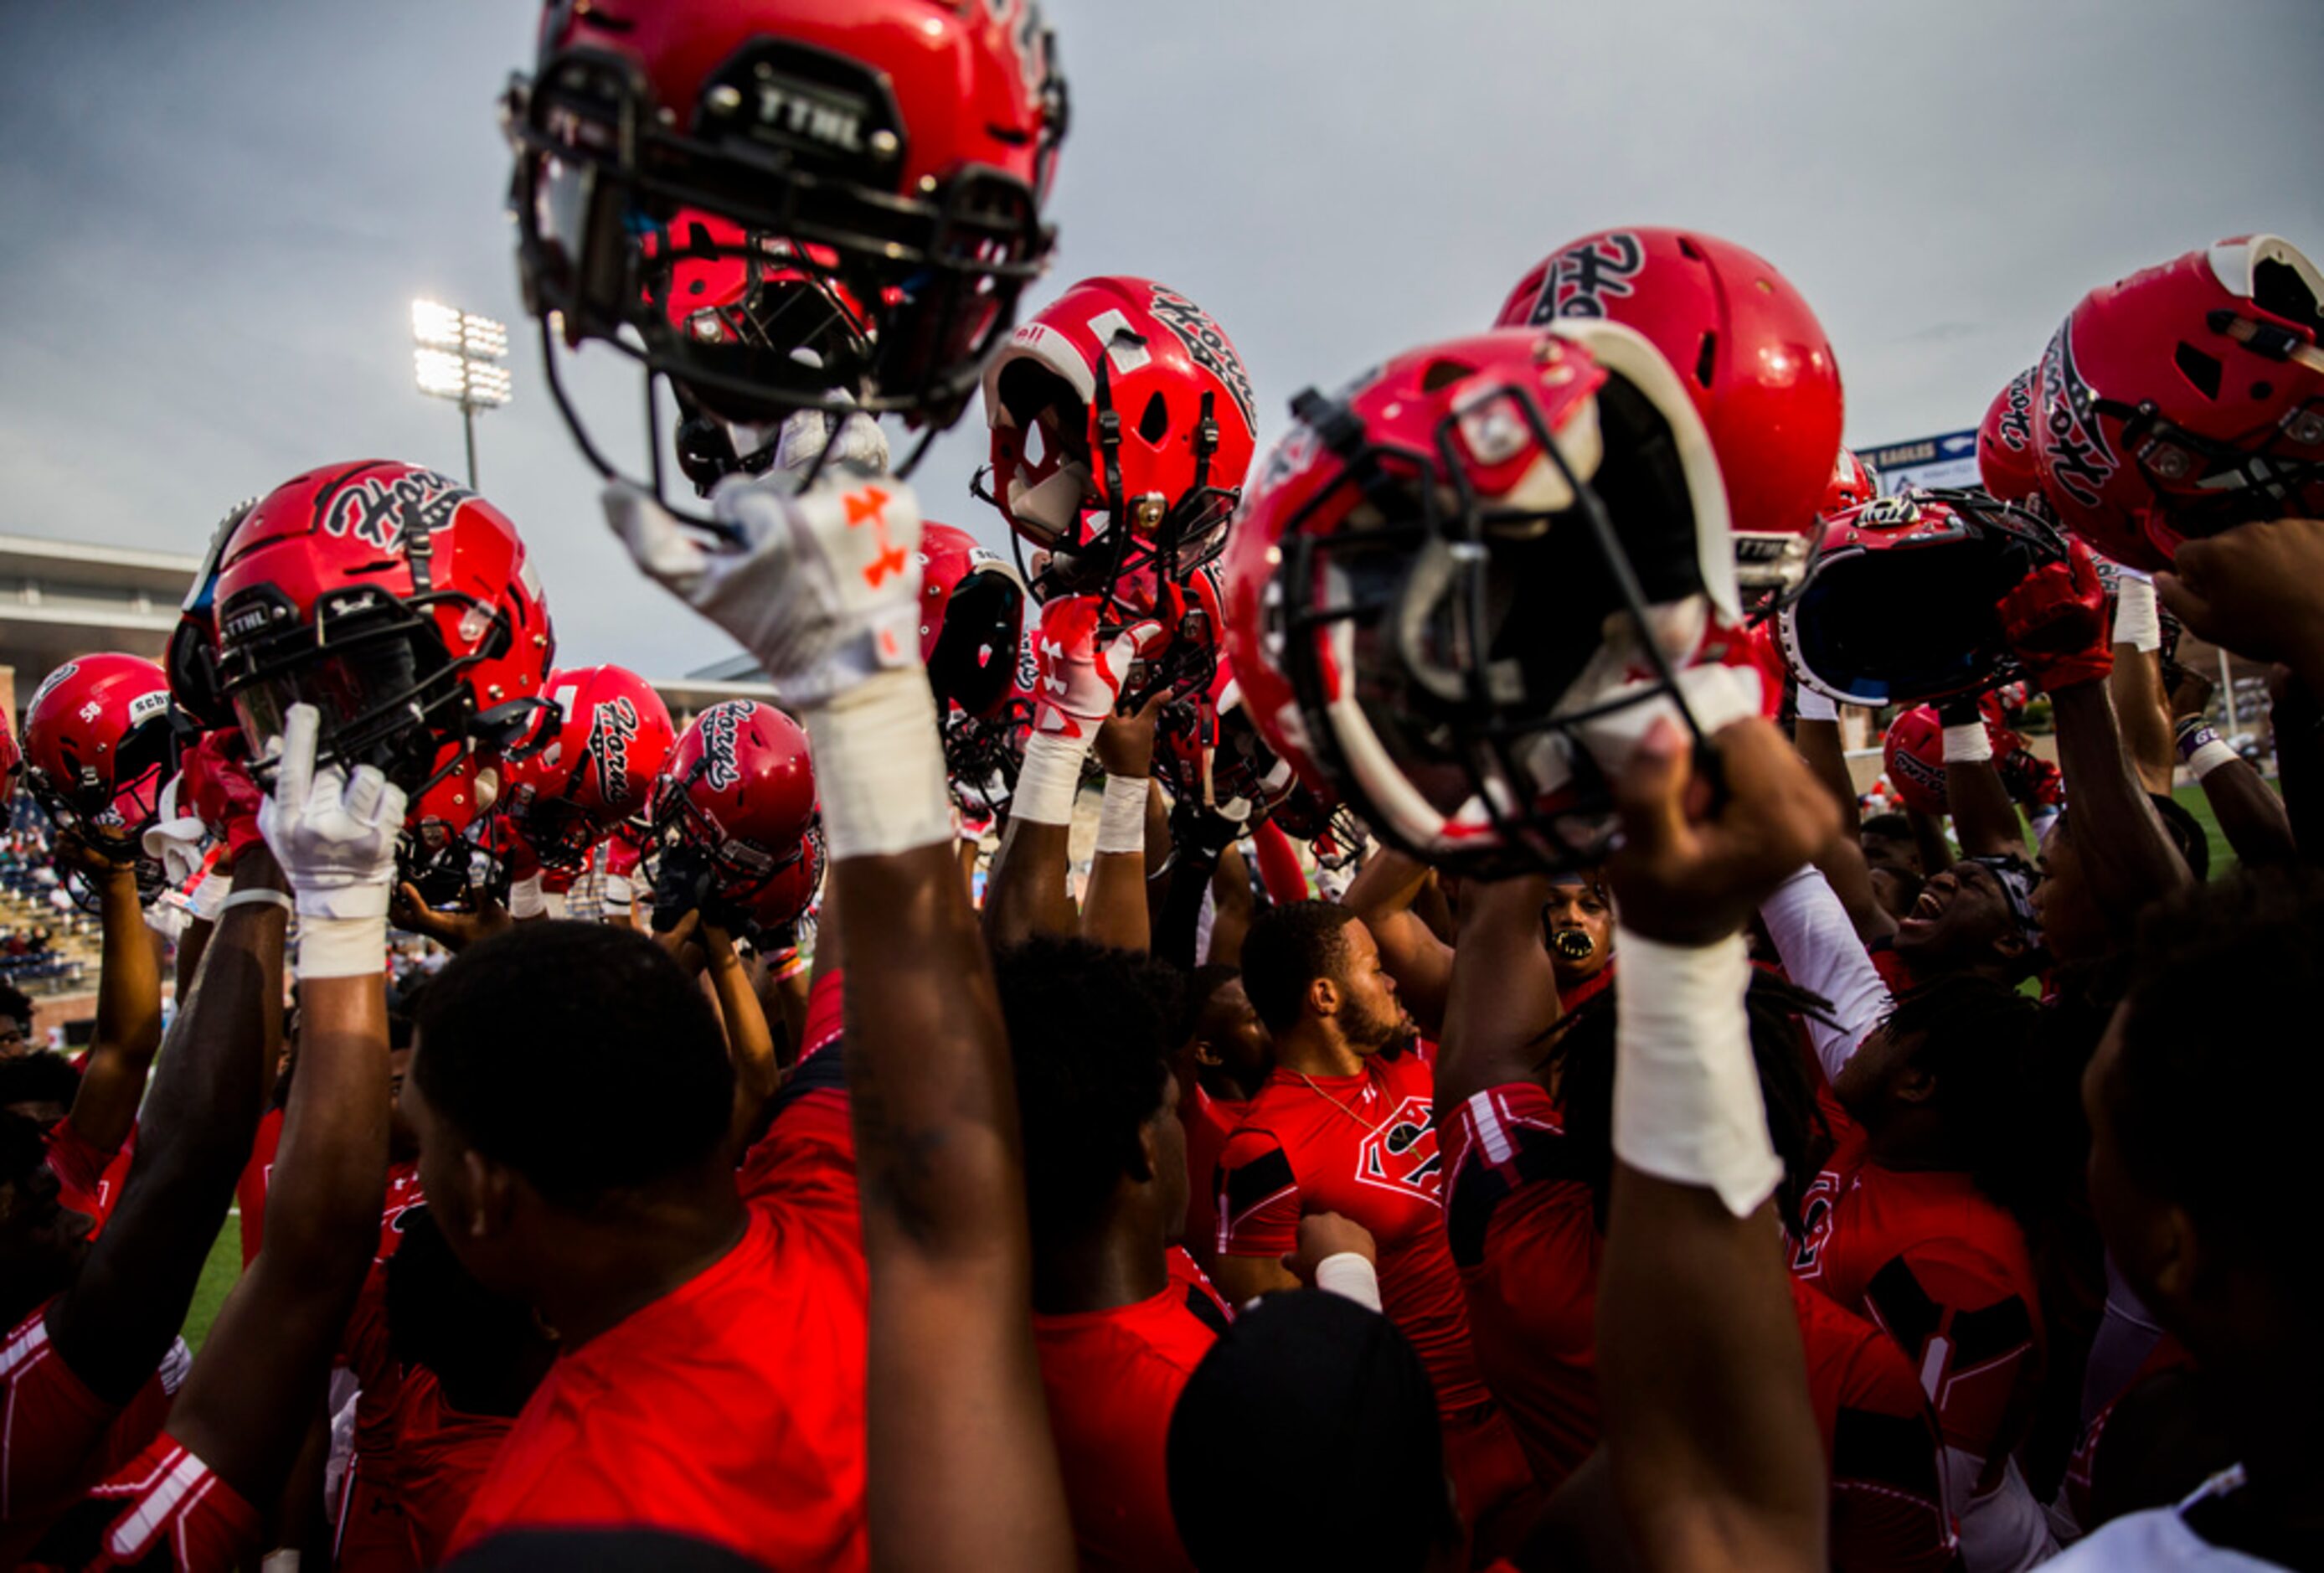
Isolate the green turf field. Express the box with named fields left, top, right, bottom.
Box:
left=2171, top=782, right=2235, bottom=879
left=183, top=1213, right=241, bottom=1354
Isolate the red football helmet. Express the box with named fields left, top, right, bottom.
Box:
left=0, top=709, right=19, bottom=793
left=507, top=0, right=1068, bottom=479
left=167, top=498, right=262, bottom=735
left=213, top=461, right=556, bottom=838
left=21, top=654, right=175, bottom=843
left=1779, top=489, right=2069, bottom=709
left=1494, top=227, right=1844, bottom=591
left=1222, top=323, right=1759, bottom=875
left=505, top=666, right=678, bottom=870
left=980, top=276, right=1258, bottom=593
left=1880, top=699, right=2021, bottom=817
left=1820, top=447, right=1882, bottom=519
left=2034, top=235, right=2324, bottom=572
left=918, top=522, right=1028, bottom=720
left=744, top=823, right=826, bottom=931
left=1976, top=364, right=2048, bottom=509
left=1156, top=662, right=1298, bottom=828
left=652, top=699, right=821, bottom=908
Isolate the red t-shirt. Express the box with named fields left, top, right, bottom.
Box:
left=1214, top=1050, right=1492, bottom=1416
left=1165, top=1245, right=1233, bottom=1333
left=1791, top=1094, right=2044, bottom=1496
left=391, top=1369, right=514, bottom=1570
left=44, top=1119, right=134, bottom=1235
left=451, top=1098, right=867, bottom=1570
left=1440, top=1082, right=1602, bottom=1488
left=234, top=1107, right=284, bottom=1269
left=1033, top=1281, right=1219, bottom=1573
left=20, top=1432, right=262, bottom=1573
left=0, top=1302, right=177, bottom=1565
left=1178, top=1083, right=1244, bottom=1277
left=798, top=967, right=845, bottom=1066
left=1791, top=1279, right=1958, bottom=1572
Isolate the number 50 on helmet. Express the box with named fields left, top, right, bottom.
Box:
left=1220, top=324, right=1764, bottom=876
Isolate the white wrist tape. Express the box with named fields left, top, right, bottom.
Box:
left=1095, top=776, right=1148, bottom=855
left=217, top=888, right=294, bottom=919
left=1793, top=687, right=1839, bottom=723
left=508, top=874, right=548, bottom=920
left=801, top=668, right=955, bottom=860
left=2186, top=740, right=2238, bottom=780
left=602, top=874, right=635, bottom=912
left=296, top=914, right=387, bottom=980
left=1313, top=1252, right=1384, bottom=1313
left=1013, top=728, right=1093, bottom=828
left=189, top=869, right=236, bottom=922
left=544, top=890, right=569, bottom=920
left=1942, top=722, right=1994, bottom=763
left=1611, top=928, right=1781, bottom=1218
left=2112, top=573, right=2162, bottom=653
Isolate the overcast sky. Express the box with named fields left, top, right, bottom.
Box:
left=3, top=1, right=2318, bottom=680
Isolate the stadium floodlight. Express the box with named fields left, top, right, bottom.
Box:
left=410, top=298, right=512, bottom=488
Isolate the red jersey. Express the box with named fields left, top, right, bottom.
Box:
left=1166, top=1245, right=1233, bottom=1333
left=234, top=1107, right=284, bottom=1269
left=1791, top=1095, right=2044, bottom=1495
left=391, top=1369, right=513, bottom=1570
left=1214, top=1049, right=1491, bottom=1415
left=798, top=966, right=845, bottom=1065
left=20, top=1433, right=261, bottom=1573
left=1440, top=1083, right=1602, bottom=1488
left=451, top=1091, right=867, bottom=1570
left=0, top=1303, right=178, bottom=1565
left=44, top=1119, right=133, bottom=1235
left=1033, top=1281, right=1219, bottom=1572
left=1791, top=1279, right=1957, bottom=1572
left=1178, top=1082, right=1244, bottom=1278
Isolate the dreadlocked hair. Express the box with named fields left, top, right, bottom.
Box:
left=1540, top=970, right=1836, bottom=1236
left=1881, top=976, right=2065, bottom=1237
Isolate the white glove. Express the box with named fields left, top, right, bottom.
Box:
left=773, top=406, right=890, bottom=477
left=1033, top=596, right=1167, bottom=740
left=605, top=468, right=925, bottom=709
left=142, top=775, right=213, bottom=890
left=256, top=704, right=405, bottom=923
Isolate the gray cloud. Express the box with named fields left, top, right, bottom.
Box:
left=3, top=0, right=2317, bottom=680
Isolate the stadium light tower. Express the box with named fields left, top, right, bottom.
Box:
left=410, top=300, right=512, bottom=489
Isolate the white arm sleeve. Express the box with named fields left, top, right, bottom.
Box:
left=1758, top=865, right=1893, bottom=1082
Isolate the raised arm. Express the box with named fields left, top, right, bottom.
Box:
left=1079, top=694, right=1167, bottom=953
left=1597, top=717, right=1836, bottom=1573
left=1435, top=874, right=1558, bottom=1111
left=1338, top=847, right=1452, bottom=1039
left=167, top=703, right=399, bottom=1509
left=50, top=829, right=163, bottom=1158
left=1934, top=698, right=2028, bottom=860
left=701, top=919, right=780, bottom=1147
left=2173, top=710, right=2297, bottom=869
left=609, top=469, right=1073, bottom=1573
left=2108, top=574, right=2180, bottom=795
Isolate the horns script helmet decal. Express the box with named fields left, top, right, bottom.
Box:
left=1530, top=232, right=1646, bottom=322
left=1148, top=284, right=1258, bottom=431
left=317, top=468, right=473, bottom=552
left=698, top=701, right=749, bottom=790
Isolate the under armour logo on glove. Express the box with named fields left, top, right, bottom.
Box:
left=605, top=466, right=925, bottom=709
left=1033, top=595, right=1166, bottom=740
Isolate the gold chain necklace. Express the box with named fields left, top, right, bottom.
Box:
left=1295, top=1069, right=1379, bottom=1131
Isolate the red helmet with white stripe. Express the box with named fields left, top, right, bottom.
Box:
left=1495, top=227, right=1844, bottom=592
left=22, top=654, right=175, bottom=840
left=982, top=276, right=1257, bottom=594
left=2034, top=235, right=2324, bottom=571
left=1821, top=448, right=1882, bottom=519
left=1222, top=323, right=1757, bottom=875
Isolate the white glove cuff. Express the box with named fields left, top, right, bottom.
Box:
left=802, top=668, right=955, bottom=861
left=1095, top=776, right=1148, bottom=855
left=1013, top=729, right=1093, bottom=828
left=544, top=890, right=570, bottom=920
left=602, top=874, right=635, bottom=912
left=188, top=869, right=236, bottom=922
left=2112, top=573, right=2163, bottom=652
left=1942, top=722, right=1994, bottom=763
left=1610, top=928, right=1781, bottom=1219
left=1792, top=687, right=1839, bottom=723
left=296, top=914, right=388, bottom=980
left=1313, top=1253, right=1384, bottom=1313
left=508, top=874, right=548, bottom=920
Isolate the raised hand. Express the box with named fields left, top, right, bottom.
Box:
left=182, top=729, right=269, bottom=866
left=2158, top=514, right=2324, bottom=682
left=605, top=468, right=925, bottom=708
left=1996, top=535, right=2112, bottom=693
left=1033, top=596, right=1166, bottom=740
left=1605, top=716, right=1838, bottom=947
left=257, top=704, right=405, bottom=922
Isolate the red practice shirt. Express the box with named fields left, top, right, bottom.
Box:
left=0, top=1303, right=177, bottom=1565
left=20, top=1432, right=262, bottom=1573
left=390, top=1369, right=515, bottom=1570
left=1178, top=1082, right=1244, bottom=1278
left=1033, top=1281, right=1219, bottom=1572
left=451, top=1080, right=868, bottom=1570
left=43, top=1119, right=134, bottom=1236
left=1214, top=1048, right=1492, bottom=1416
left=1791, top=1279, right=1958, bottom=1571
left=1792, top=1093, right=2045, bottom=1497
left=234, top=1107, right=284, bottom=1270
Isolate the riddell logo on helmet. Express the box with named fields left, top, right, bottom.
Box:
left=698, top=702, right=748, bottom=792
left=2038, top=327, right=2118, bottom=508
left=590, top=698, right=640, bottom=808
left=319, top=470, right=472, bottom=553
left=1149, top=286, right=1257, bottom=431
left=1532, top=233, right=1646, bottom=323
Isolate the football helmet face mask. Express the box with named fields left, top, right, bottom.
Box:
left=2035, top=235, right=2324, bottom=572
left=213, top=461, right=556, bottom=840
left=505, top=665, right=679, bottom=871
left=506, top=0, right=1067, bottom=491
left=978, top=276, right=1258, bottom=597
left=1155, top=662, right=1298, bottom=828
left=1496, top=227, right=1844, bottom=594
left=1977, top=365, right=2048, bottom=511
left=1780, top=488, right=2070, bottom=709
left=917, top=522, right=1028, bottom=721
left=651, top=699, right=821, bottom=908
left=1222, top=323, right=1758, bottom=877
left=167, top=498, right=261, bottom=735
left=1820, top=447, right=1882, bottom=519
